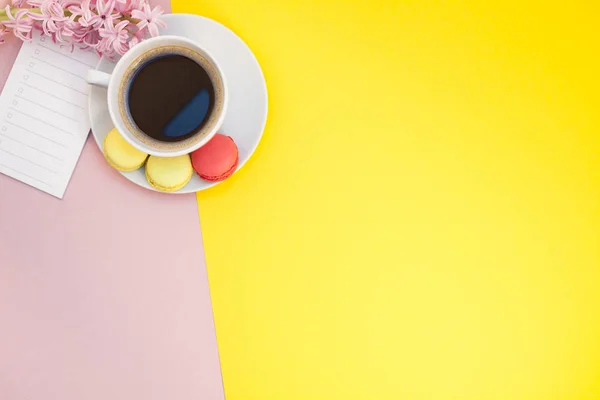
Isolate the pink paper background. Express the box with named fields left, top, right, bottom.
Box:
left=0, top=3, right=224, bottom=400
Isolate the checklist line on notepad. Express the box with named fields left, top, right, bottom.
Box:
left=31, top=57, right=89, bottom=80
left=13, top=96, right=81, bottom=123
left=0, top=162, right=52, bottom=187
left=0, top=147, right=58, bottom=173
left=37, top=42, right=96, bottom=68
left=25, top=68, right=89, bottom=95
left=0, top=31, right=99, bottom=198
left=8, top=107, right=75, bottom=135
left=0, top=133, right=64, bottom=160
left=2, top=119, right=68, bottom=147
left=19, top=81, right=85, bottom=109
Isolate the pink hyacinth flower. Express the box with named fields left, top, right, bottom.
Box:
left=28, top=0, right=70, bottom=42
left=98, top=18, right=130, bottom=56
left=1, top=0, right=167, bottom=52
left=115, top=0, right=142, bottom=17
left=67, top=0, right=87, bottom=20
left=0, top=24, right=8, bottom=44
left=2, top=5, right=34, bottom=41
left=66, top=23, right=101, bottom=50
left=62, top=18, right=83, bottom=40
left=115, top=2, right=129, bottom=15
left=80, top=0, right=120, bottom=29
left=131, top=4, right=165, bottom=37
left=78, top=27, right=101, bottom=50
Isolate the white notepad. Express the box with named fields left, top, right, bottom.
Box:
left=0, top=32, right=98, bottom=198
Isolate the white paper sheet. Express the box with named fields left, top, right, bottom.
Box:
left=0, top=32, right=98, bottom=198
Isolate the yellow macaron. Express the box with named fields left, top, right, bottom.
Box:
left=145, top=154, right=193, bottom=192
left=103, top=128, right=148, bottom=172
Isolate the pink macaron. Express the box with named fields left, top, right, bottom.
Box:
left=191, top=134, right=239, bottom=182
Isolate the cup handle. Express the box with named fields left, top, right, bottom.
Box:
left=86, top=70, right=111, bottom=88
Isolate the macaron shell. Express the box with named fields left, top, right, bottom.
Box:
left=200, top=155, right=239, bottom=182
left=145, top=154, right=193, bottom=192
left=103, top=128, right=148, bottom=172
left=191, top=134, right=239, bottom=182
left=146, top=167, right=192, bottom=192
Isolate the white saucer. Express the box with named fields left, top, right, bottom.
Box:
left=88, top=14, right=268, bottom=193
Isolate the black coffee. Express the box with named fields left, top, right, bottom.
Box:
left=127, top=55, right=215, bottom=142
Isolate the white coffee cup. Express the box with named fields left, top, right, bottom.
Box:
left=87, top=35, right=228, bottom=157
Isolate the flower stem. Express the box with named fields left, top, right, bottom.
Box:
left=0, top=7, right=41, bottom=22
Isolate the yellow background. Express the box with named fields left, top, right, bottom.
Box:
left=173, top=0, right=600, bottom=399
